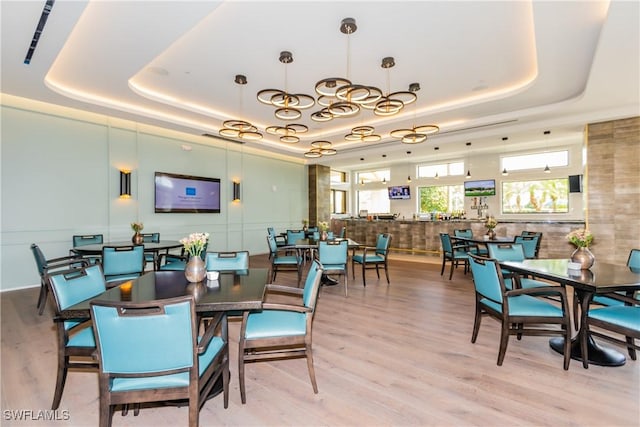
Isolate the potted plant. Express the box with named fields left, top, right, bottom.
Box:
left=180, top=232, right=210, bottom=282
left=566, top=228, right=594, bottom=269
left=131, top=222, right=144, bottom=244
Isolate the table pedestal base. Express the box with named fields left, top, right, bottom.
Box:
left=549, top=335, right=626, bottom=367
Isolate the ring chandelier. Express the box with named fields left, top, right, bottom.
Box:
left=219, top=74, right=263, bottom=141
left=304, top=140, right=337, bottom=158
left=389, top=83, right=439, bottom=144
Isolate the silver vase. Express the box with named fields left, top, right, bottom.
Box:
left=184, top=256, right=206, bottom=283
left=571, top=247, right=595, bottom=270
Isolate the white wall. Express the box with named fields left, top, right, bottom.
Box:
left=1, top=99, right=307, bottom=291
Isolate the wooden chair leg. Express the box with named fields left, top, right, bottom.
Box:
left=51, top=355, right=68, bottom=409
left=37, top=280, right=48, bottom=315
left=497, top=320, right=510, bottom=366
left=305, top=346, right=318, bottom=394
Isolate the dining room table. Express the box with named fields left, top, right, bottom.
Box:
left=71, top=240, right=183, bottom=270
left=59, top=268, right=268, bottom=320
left=500, top=258, right=640, bottom=367
left=290, top=237, right=362, bottom=262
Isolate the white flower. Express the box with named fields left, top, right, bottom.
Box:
left=180, top=232, right=210, bottom=257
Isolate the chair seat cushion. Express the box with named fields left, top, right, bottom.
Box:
left=592, top=295, right=626, bottom=306
left=245, top=310, right=306, bottom=339
left=589, top=306, right=640, bottom=331
left=273, top=256, right=299, bottom=265
left=67, top=325, right=96, bottom=348
left=503, top=277, right=549, bottom=290
left=352, top=254, right=384, bottom=264
left=481, top=294, right=564, bottom=317
left=322, top=263, right=346, bottom=271
left=110, top=336, right=224, bottom=392
left=105, top=273, right=141, bottom=283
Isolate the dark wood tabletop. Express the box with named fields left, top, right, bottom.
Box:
left=71, top=240, right=183, bottom=255
left=59, top=268, right=268, bottom=319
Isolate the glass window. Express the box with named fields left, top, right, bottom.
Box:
left=502, top=150, right=569, bottom=172
left=357, top=170, right=390, bottom=184
left=418, top=185, right=464, bottom=213
left=417, top=161, right=464, bottom=178
left=331, top=189, right=347, bottom=214
left=357, top=189, right=390, bottom=213
left=502, top=178, right=569, bottom=213
left=331, top=170, right=347, bottom=183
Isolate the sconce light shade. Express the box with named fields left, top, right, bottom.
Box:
left=233, top=181, right=241, bottom=201
left=120, top=170, right=131, bottom=198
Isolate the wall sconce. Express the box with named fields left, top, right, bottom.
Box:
left=232, top=181, right=241, bottom=202
left=119, top=170, right=131, bottom=198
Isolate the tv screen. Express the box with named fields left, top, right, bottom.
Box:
left=388, top=185, right=411, bottom=200
left=155, top=172, right=221, bottom=213
left=464, top=179, right=496, bottom=197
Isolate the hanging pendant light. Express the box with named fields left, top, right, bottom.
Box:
left=219, top=74, right=262, bottom=141
left=501, top=137, right=509, bottom=175
left=543, top=130, right=551, bottom=173
left=390, top=83, right=439, bottom=144
left=434, top=146, right=440, bottom=179
left=465, top=142, right=472, bottom=179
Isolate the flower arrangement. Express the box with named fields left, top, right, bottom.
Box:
left=302, top=219, right=309, bottom=226
left=566, top=228, right=593, bottom=248
left=319, top=221, right=329, bottom=232
left=180, top=232, right=210, bottom=257
left=485, top=217, right=498, bottom=230
left=131, top=222, right=144, bottom=233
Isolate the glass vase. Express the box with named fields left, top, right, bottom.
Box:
left=185, top=256, right=206, bottom=283
left=571, top=246, right=595, bottom=270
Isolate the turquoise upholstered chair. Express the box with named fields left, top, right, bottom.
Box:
left=205, top=251, right=249, bottom=272
left=454, top=228, right=487, bottom=256
left=238, top=260, right=324, bottom=404
left=100, top=245, right=145, bottom=286
left=312, top=231, right=334, bottom=240
left=90, top=296, right=229, bottom=426
left=520, top=231, right=542, bottom=257
left=31, top=243, right=86, bottom=315
left=582, top=305, right=640, bottom=367
left=468, top=254, right=571, bottom=370
left=438, top=233, right=469, bottom=280
left=573, top=248, right=640, bottom=329
left=71, top=234, right=104, bottom=265
left=267, top=227, right=286, bottom=247
left=286, top=229, right=306, bottom=245
left=267, top=234, right=302, bottom=285
left=141, top=232, right=160, bottom=269
left=47, top=264, right=106, bottom=409
left=352, top=233, right=392, bottom=286
left=514, top=235, right=540, bottom=259
left=317, top=239, right=349, bottom=296
left=486, top=243, right=549, bottom=290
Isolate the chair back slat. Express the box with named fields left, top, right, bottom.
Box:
left=375, top=233, right=391, bottom=255
left=72, top=234, right=104, bottom=247
left=141, top=233, right=160, bottom=243
left=318, top=240, right=348, bottom=266
left=286, top=230, right=306, bottom=244
left=101, top=245, right=145, bottom=277
left=90, top=297, right=195, bottom=374
left=302, top=260, right=324, bottom=309
left=454, top=229, right=473, bottom=239
left=628, top=249, right=640, bottom=269
left=487, top=243, right=526, bottom=262
left=468, top=254, right=504, bottom=304
left=48, top=265, right=107, bottom=311
left=206, top=251, right=249, bottom=271
left=439, top=233, right=453, bottom=254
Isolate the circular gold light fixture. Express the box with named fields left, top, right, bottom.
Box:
left=219, top=75, right=262, bottom=141
left=345, top=125, right=381, bottom=142
left=257, top=51, right=315, bottom=121
left=265, top=123, right=308, bottom=143
left=304, top=141, right=337, bottom=158
left=389, top=83, right=439, bottom=144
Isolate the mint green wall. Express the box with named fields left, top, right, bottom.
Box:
left=1, top=103, right=307, bottom=291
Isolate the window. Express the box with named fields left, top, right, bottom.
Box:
left=502, top=178, right=569, bottom=213
left=331, top=170, right=347, bottom=183
left=331, top=189, right=347, bottom=214
left=417, top=161, right=464, bottom=179
left=502, top=150, right=569, bottom=172
left=357, top=189, right=390, bottom=213
left=357, top=169, right=390, bottom=184
left=418, top=185, right=464, bottom=213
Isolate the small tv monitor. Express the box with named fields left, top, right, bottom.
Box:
left=388, top=185, right=411, bottom=200
left=464, top=179, right=496, bottom=197
left=155, top=172, right=221, bottom=213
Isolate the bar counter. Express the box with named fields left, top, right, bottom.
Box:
left=332, top=219, right=586, bottom=259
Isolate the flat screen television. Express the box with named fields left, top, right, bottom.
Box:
left=154, top=172, right=221, bottom=213
left=464, top=179, right=496, bottom=197
left=388, top=185, right=411, bottom=200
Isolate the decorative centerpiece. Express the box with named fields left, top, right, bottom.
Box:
left=180, top=232, right=210, bottom=282
left=319, top=221, right=329, bottom=240
left=302, top=219, right=309, bottom=232
left=131, top=222, right=144, bottom=244
left=566, top=228, right=594, bottom=269
left=485, top=217, right=498, bottom=240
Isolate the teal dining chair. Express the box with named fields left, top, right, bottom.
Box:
left=486, top=243, right=550, bottom=290
left=438, top=233, right=469, bottom=280
left=205, top=251, right=249, bottom=272
left=90, top=295, right=229, bottom=426
left=267, top=227, right=287, bottom=247
left=514, top=235, right=540, bottom=259
left=468, top=253, right=571, bottom=370
left=158, top=243, right=207, bottom=271
left=352, top=233, right=391, bottom=286
left=286, top=229, right=306, bottom=245
left=238, top=260, right=324, bottom=404
left=47, top=264, right=106, bottom=409
left=582, top=304, right=640, bottom=368
left=30, top=243, right=86, bottom=315
left=141, top=232, right=160, bottom=269
left=100, top=245, right=145, bottom=286
left=71, top=234, right=104, bottom=265
left=317, top=239, right=349, bottom=296
left=267, top=234, right=302, bottom=285
left=454, top=228, right=487, bottom=256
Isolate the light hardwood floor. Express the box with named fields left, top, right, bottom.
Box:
left=2, top=255, right=638, bottom=426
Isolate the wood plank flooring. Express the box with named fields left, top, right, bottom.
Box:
left=2, top=254, right=638, bottom=426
